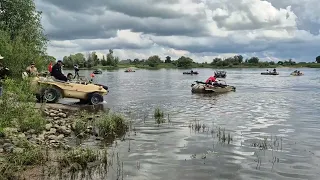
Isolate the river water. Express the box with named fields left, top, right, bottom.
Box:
left=66, top=68, right=320, bottom=180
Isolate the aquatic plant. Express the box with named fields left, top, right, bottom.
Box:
left=154, top=107, right=165, bottom=125
left=96, top=113, right=128, bottom=139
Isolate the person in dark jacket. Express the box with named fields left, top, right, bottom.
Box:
left=50, top=60, right=68, bottom=81
left=73, top=64, right=79, bottom=79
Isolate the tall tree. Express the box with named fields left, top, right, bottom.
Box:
left=316, top=56, right=320, bottom=63
left=0, top=0, right=48, bottom=76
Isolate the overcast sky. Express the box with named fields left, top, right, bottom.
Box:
left=35, top=0, right=320, bottom=62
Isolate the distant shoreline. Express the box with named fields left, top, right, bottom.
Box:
left=62, top=63, right=320, bottom=70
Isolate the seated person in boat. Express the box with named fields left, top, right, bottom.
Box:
left=205, top=75, right=217, bottom=85
left=273, top=68, right=277, bottom=73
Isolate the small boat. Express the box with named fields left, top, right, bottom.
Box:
left=214, top=71, right=226, bottom=78
left=183, top=71, right=198, bottom=75
left=191, top=81, right=236, bottom=93
left=261, top=72, right=279, bottom=75
left=125, top=68, right=135, bottom=72
left=290, top=71, right=303, bottom=76
left=93, top=69, right=102, bottom=74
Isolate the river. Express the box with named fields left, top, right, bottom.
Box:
left=65, top=68, right=320, bottom=180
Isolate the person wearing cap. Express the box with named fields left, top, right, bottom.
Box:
left=51, top=60, right=68, bottom=81
left=26, top=62, right=38, bottom=76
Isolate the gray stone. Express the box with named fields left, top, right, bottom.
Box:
left=48, top=135, right=58, bottom=140
left=45, top=123, right=53, bottom=131
left=3, top=143, right=14, bottom=153
left=58, top=113, right=67, bottom=118
left=49, top=113, right=56, bottom=117
left=49, top=128, right=56, bottom=134
left=18, top=133, right=26, bottom=139
left=53, top=117, right=60, bottom=120
left=0, top=148, right=3, bottom=153
left=57, top=134, right=64, bottom=140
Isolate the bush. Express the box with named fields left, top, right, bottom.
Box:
left=0, top=78, right=45, bottom=133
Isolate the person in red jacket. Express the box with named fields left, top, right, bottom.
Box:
left=48, top=61, right=53, bottom=73
left=205, top=75, right=217, bottom=84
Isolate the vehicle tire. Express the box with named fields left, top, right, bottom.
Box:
left=42, top=87, right=61, bottom=103
left=88, top=93, right=103, bottom=105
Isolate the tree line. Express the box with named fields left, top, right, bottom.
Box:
left=62, top=49, right=119, bottom=68
left=62, top=51, right=305, bottom=68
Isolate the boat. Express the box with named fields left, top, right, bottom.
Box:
left=191, top=80, right=236, bottom=93
left=125, top=68, right=135, bottom=72
left=290, top=71, right=303, bottom=76
left=214, top=71, right=226, bottom=78
left=93, top=69, right=102, bottom=74
left=261, top=72, right=279, bottom=75
left=183, top=71, right=198, bottom=75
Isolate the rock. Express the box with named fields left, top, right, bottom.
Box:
left=49, top=113, right=56, bottom=117
left=49, top=110, right=59, bottom=114
left=95, top=137, right=103, bottom=141
left=0, top=148, right=3, bottom=153
left=57, top=134, right=64, bottom=140
left=87, top=126, right=93, bottom=130
left=45, top=123, right=53, bottom=131
left=57, top=126, right=71, bottom=136
left=48, top=128, right=56, bottom=135
left=13, top=147, right=24, bottom=153
left=18, top=133, right=26, bottom=139
left=53, top=117, right=60, bottom=120
left=3, top=143, right=14, bottom=153
left=63, top=145, right=71, bottom=150
left=58, top=113, right=67, bottom=118
left=48, top=135, right=58, bottom=140
left=49, top=140, right=58, bottom=144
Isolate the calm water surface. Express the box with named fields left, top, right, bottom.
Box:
left=66, top=68, right=320, bottom=180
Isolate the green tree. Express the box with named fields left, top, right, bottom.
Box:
left=248, top=57, right=259, bottom=64
left=165, top=56, right=171, bottom=63
left=0, top=0, right=48, bottom=76
left=101, top=55, right=107, bottom=66
left=146, top=55, right=162, bottom=67
left=176, top=56, right=193, bottom=68
left=316, top=56, right=320, bottom=63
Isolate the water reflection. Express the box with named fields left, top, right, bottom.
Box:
left=62, top=68, right=320, bottom=180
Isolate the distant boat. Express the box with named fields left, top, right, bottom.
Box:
left=183, top=71, right=198, bottom=75
left=93, top=69, right=102, bottom=74
left=125, top=68, right=135, bottom=72
left=214, top=71, right=226, bottom=78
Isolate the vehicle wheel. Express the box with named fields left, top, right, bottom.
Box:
left=43, top=87, right=61, bottom=103
left=88, top=93, right=103, bottom=105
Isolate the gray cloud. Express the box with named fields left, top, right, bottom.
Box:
left=36, top=0, right=320, bottom=61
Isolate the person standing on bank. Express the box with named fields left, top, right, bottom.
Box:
left=74, top=64, right=79, bottom=79
left=26, top=62, right=38, bottom=76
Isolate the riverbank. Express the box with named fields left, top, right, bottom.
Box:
left=0, top=79, right=129, bottom=179
left=63, top=62, right=320, bottom=70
